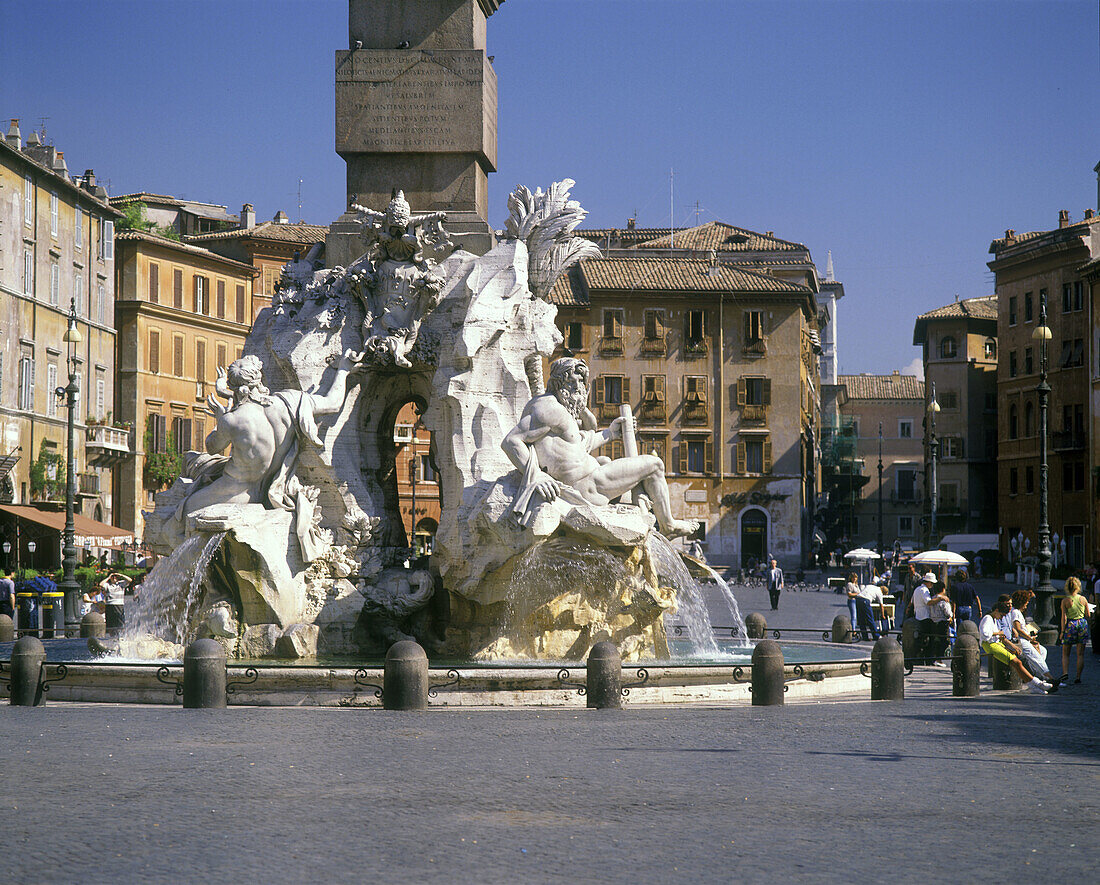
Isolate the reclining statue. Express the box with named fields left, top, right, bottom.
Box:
left=502, top=357, right=699, bottom=539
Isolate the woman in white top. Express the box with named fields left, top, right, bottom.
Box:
left=1007, top=589, right=1053, bottom=682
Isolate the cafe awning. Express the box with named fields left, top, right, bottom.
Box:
left=0, top=504, right=135, bottom=548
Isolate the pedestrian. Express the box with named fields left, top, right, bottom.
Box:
left=848, top=577, right=883, bottom=641
left=913, top=572, right=950, bottom=666
left=100, top=572, right=131, bottom=635
left=928, top=580, right=953, bottom=665
left=844, top=571, right=860, bottom=629
left=1005, top=589, right=1055, bottom=683
left=1058, top=576, right=1091, bottom=684
left=950, top=569, right=981, bottom=627
left=766, top=558, right=784, bottom=611
left=979, top=600, right=1055, bottom=694
left=0, top=568, right=14, bottom=619
left=974, top=554, right=983, bottom=580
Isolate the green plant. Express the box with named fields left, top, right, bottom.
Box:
left=143, top=428, right=183, bottom=489
left=29, top=442, right=63, bottom=500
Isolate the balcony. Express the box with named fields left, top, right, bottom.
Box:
left=742, top=337, right=768, bottom=358
left=639, top=397, right=666, bottom=424
left=684, top=338, right=708, bottom=358
left=741, top=404, right=767, bottom=424
left=640, top=336, right=667, bottom=357
left=85, top=424, right=133, bottom=467
left=78, top=472, right=101, bottom=496
left=1053, top=430, right=1086, bottom=452
left=598, top=335, right=624, bottom=355
left=682, top=399, right=709, bottom=425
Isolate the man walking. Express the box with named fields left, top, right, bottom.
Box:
left=766, top=558, right=784, bottom=611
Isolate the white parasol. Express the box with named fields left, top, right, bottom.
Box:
left=909, top=550, right=969, bottom=566
left=844, top=548, right=881, bottom=561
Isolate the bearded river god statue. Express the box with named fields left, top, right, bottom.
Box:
left=133, top=179, right=704, bottom=663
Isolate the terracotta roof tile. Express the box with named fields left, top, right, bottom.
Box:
left=989, top=215, right=1100, bottom=252
left=186, top=220, right=328, bottom=245
left=110, top=192, right=185, bottom=207
left=115, top=229, right=257, bottom=273
left=916, top=294, right=998, bottom=322
left=629, top=221, right=806, bottom=253
left=838, top=373, right=925, bottom=401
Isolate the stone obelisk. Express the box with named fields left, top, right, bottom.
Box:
left=327, top=0, right=502, bottom=265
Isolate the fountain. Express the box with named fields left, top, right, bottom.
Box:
left=117, top=181, right=749, bottom=667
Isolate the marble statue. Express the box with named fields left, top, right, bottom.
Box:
left=503, top=357, right=700, bottom=539
left=358, top=564, right=445, bottom=652
left=350, top=189, right=453, bottom=368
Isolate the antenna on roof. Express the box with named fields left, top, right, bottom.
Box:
left=669, top=168, right=674, bottom=250
left=692, top=200, right=702, bottom=226
left=38, top=117, right=49, bottom=143
left=298, top=178, right=303, bottom=222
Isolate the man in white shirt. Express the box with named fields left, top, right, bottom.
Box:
left=848, top=579, right=884, bottom=641
left=766, top=559, right=784, bottom=611
left=100, top=572, right=130, bottom=635
left=979, top=601, right=1054, bottom=694
left=912, top=572, right=946, bottom=665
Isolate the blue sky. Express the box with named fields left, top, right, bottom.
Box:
left=3, top=0, right=1098, bottom=376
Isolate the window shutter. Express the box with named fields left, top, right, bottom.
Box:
left=594, top=375, right=605, bottom=406
left=678, top=441, right=688, bottom=475
left=192, top=277, right=200, bottom=313
left=236, top=285, right=246, bottom=323
left=763, top=440, right=773, bottom=472
left=622, top=376, right=630, bottom=405
left=103, top=221, right=113, bottom=260
left=656, top=374, right=665, bottom=400
left=174, top=269, right=183, bottom=308
left=655, top=311, right=665, bottom=337
left=743, top=311, right=750, bottom=341
left=174, top=336, right=184, bottom=377
left=763, top=378, right=772, bottom=405
left=736, top=441, right=746, bottom=473
left=737, top=378, right=746, bottom=406
left=149, top=330, right=160, bottom=373
left=196, top=340, right=206, bottom=383
left=698, top=376, right=708, bottom=402
left=216, top=280, right=225, bottom=318
left=149, top=264, right=159, bottom=303
left=216, top=342, right=227, bottom=370
left=704, top=439, right=714, bottom=474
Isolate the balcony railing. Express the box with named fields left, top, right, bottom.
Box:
left=743, top=337, right=768, bottom=358
left=1053, top=430, right=1086, bottom=451
left=741, top=404, right=767, bottom=423
left=682, top=400, right=709, bottom=424
left=639, top=399, right=666, bottom=423
left=684, top=339, right=708, bottom=357
left=640, top=336, right=667, bottom=356
left=78, top=472, right=100, bottom=496
left=598, top=335, right=624, bottom=355
left=85, top=424, right=133, bottom=466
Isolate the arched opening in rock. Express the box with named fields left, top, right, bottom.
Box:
left=379, top=398, right=441, bottom=556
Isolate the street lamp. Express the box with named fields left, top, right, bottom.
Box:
left=1031, top=293, right=1057, bottom=643
left=876, top=422, right=884, bottom=557
left=926, top=383, right=941, bottom=548
left=2, top=540, right=9, bottom=572
left=58, top=299, right=83, bottom=634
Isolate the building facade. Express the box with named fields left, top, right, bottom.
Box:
left=989, top=208, right=1100, bottom=569
left=0, top=121, right=124, bottom=537
left=834, top=373, right=925, bottom=550
left=551, top=221, right=824, bottom=569
left=912, top=295, right=999, bottom=542
left=113, top=230, right=257, bottom=536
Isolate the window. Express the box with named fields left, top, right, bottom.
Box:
left=97, top=283, right=106, bottom=325
left=236, top=285, right=246, bottom=324
left=235, top=345, right=243, bottom=361
left=1024, top=401, right=1034, bottom=437
left=1009, top=467, right=1018, bottom=495
left=684, top=375, right=708, bottom=422
left=147, top=414, right=167, bottom=454
left=419, top=453, right=435, bottom=483
left=149, top=263, right=159, bottom=303
left=896, top=468, right=917, bottom=502
left=644, top=309, right=665, bottom=341
left=941, top=437, right=963, bottom=459
left=739, top=376, right=771, bottom=407
left=739, top=438, right=768, bottom=474
left=594, top=374, right=628, bottom=419
left=1025, top=466, right=1034, bottom=494
left=75, top=208, right=82, bottom=250
left=194, top=418, right=206, bottom=446
left=23, top=250, right=34, bottom=295
left=148, top=330, right=160, bottom=373
left=686, top=310, right=705, bottom=350
left=564, top=321, right=584, bottom=351
left=743, top=310, right=765, bottom=343
left=173, top=269, right=183, bottom=308
left=939, top=391, right=958, bottom=410
left=983, top=338, right=996, bottom=359
left=171, top=416, right=192, bottom=453
left=193, top=275, right=209, bottom=315
left=18, top=352, right=35, bottom=411
left=1073, top=281, right=1083, bottom=311
left=262, top=266, right=279, bottom=297
left=216, top=280, right=226, bottom=318
left=898, top=420, right=913, bottom=439
left=98, top=219, right=114, bottom=261
left=687, top=439, right=707, bottom=473
left=1008, top=404, right=1017, bottom=439
left=1062, top=283, right=1072, bottom=312
left=46, top=364, right=58, bottom=417
left=898, top=515, right=914, bottom=538
left=602, top=309, right=623, bottom=340
left=49, top=262, right=59, bottom=306
left=1024, top=292, right=1033, bottom=322
left=638, top=435, right=667, bottom=467
left=602, top=375, right=623, bottom=405
left=195, top=340, right=207, bottom=384
left=939, top=336, right=957, bottom=359
left=641, top=374, right=666, bottom=418
left=96, top=375, right=105, bottom=419
left=1024, top=347, right=1033, bottom=375
left=24, top=174, right=33, bottom=225
left=216, top=342, right=227, bottom=371
left=173, top=336, right=184, bottom=377
left=74, top=275, right=84, bottom=316
left=1062, top=460, right=1085, bottom=493
left=1009, top=351, right=1017, bottom=377
left=50, top=192, right=58, bottom=236
left=939, top=482, right=959, bottom=510
left=1008, top=296, right=1017, bottom=325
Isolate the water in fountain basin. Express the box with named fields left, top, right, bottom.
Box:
left=118, top=532, right=227, bottom=658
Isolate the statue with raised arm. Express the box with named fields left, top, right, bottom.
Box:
left=172, top=351, right=357, bottom=561
left=502, top=357, right=699, bottom=539
left=349, top=189, right=454, bottom=368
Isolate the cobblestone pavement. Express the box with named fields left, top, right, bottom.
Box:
left=4, top=656, right=1097, bottom=885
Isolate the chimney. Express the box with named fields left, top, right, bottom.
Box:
left=52, top=150, right=68, bottom=176
left=273, top=210, right=289, bottom=224
left=6, top=118, right=21, bottom=149
left=26, top=130, right=40, bottom=147
left=1086, top=209, right=1095, bottom=220
left=241, top=203, right=256, bottom=229
left=1005, top=229, right=1016, bottom=244
left=1059, top=209, right=1070, bottom=229
left=626, top=217, right=636, bottom=230
left=83, top=169, right=96, bottom=192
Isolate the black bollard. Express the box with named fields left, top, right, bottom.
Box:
left=383, top=639, right=428, bottom=710
left=0, top=613, right=14, bottom=643
left=182, top=638, right=227, bottom=708
left=831, top=613, right=853, bottom=644
left=901, top=619, right=918, bottom=667
left=80, top=611, right=106, bottom=639
left=745, top=612, right=767, bottom=640
left=952, top=633, right=980, bottom=697
left=586, top=640, right=623, bottom=709
left=991, top=654, right=1022, bottom=691
left=10, top=636, right=46, bottom=706
left=957, top=619, right=979, bottom=640
left=870, top=636, right=904, bottom=700
left=751, top=639, right=784, bottom=706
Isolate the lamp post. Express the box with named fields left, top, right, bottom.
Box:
left=876, top=422, right=884, bottom=557
left=58, top=299, right=83, bottom=635
left=926, top=383, right=940, bottom=548
left=1031, top=294, right=1057, bottom=643
left=2, top=540, right=9, bottom=572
